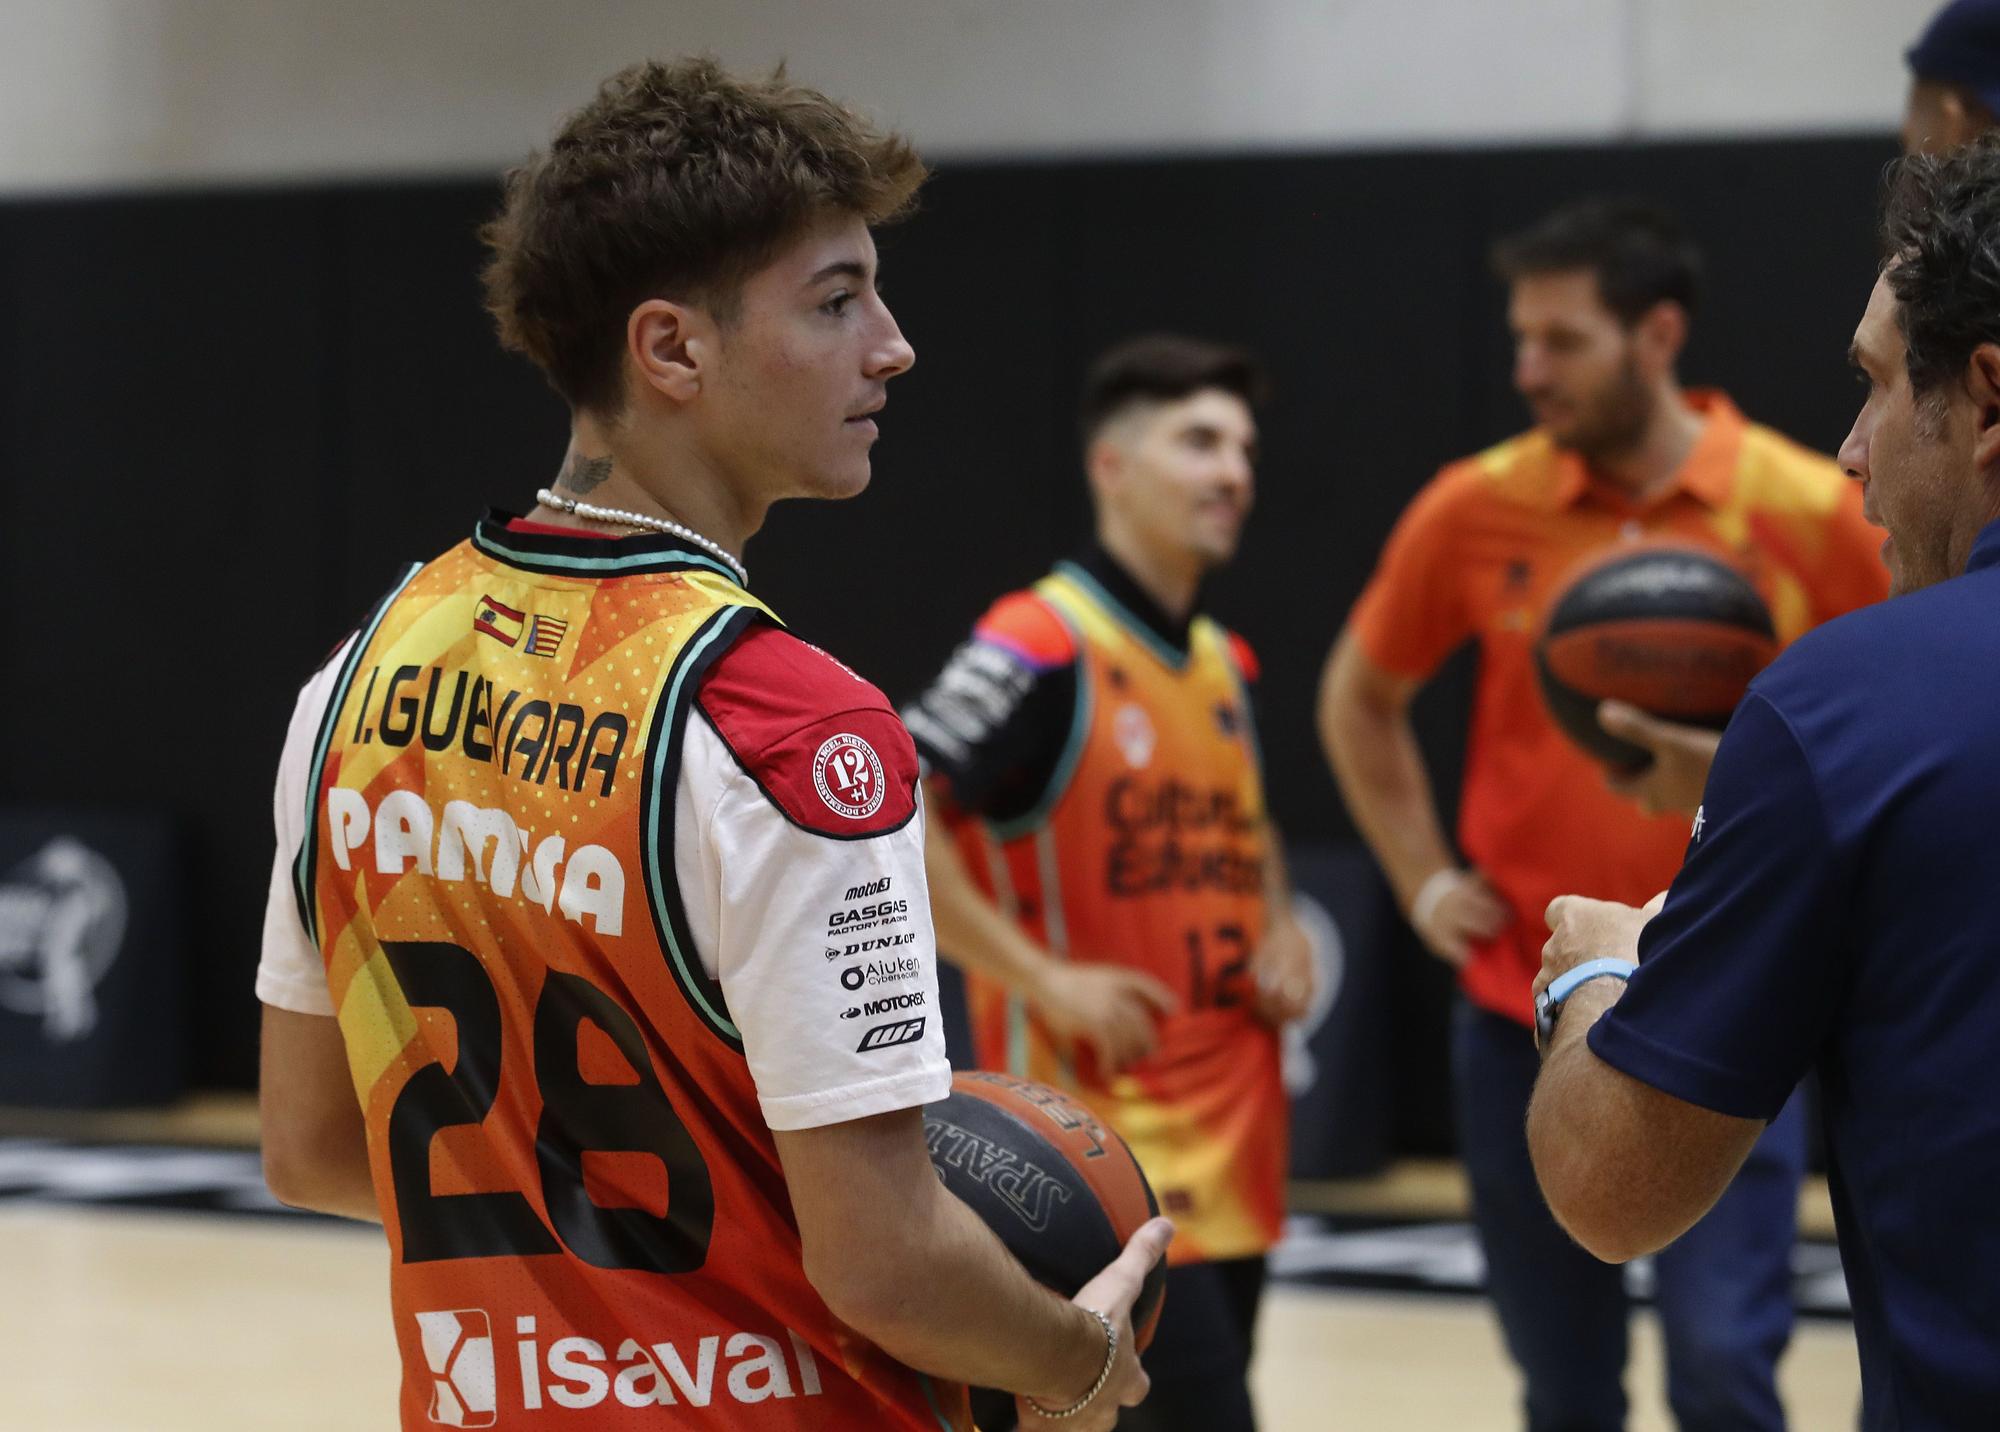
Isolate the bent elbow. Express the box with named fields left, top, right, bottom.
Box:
left=1558, top=1213, right=1650, bottom=1266
left=261, top=1140, right=326, bottom=1211
left=1537, top=1168, right=1653, bottom=1265
left=259, top=1121, right=366, bottom=1215
left=803, top=1246, right=895, bottom=1334
left=804, top=1248, right=936, bottom=1365
left=1528, top=1112, right=1655, bottom=1266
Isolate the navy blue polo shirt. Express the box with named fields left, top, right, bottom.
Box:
left=1589, top=518, right=2000, bottom=1430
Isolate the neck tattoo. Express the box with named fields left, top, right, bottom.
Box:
left=557, top=453, right=613, bottom=495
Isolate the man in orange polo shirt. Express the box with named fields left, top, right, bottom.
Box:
left=1319, top=198, right=1885, bottom=1431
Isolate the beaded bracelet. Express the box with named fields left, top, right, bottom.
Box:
left=1024, top=1309, right=1118, bottom=1420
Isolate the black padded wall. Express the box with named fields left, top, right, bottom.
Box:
left=0, top=136, right=1893, bottom=1148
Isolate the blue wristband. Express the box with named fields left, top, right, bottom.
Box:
left=1534, top=958, right=1636, bottom=1049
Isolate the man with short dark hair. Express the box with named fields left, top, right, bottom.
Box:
left=1531, top=135, right=2000, bottom=1431
left=255, top=58, right=1167, bottom=1431
left=1904, top=0, right=2000, bottom=155
left=905, top=333, right=1313, bottom=1432
left=1319, top=198, right=1886, bottom=1431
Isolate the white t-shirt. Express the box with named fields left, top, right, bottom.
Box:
left=257, top=632, right=951, bottom=1133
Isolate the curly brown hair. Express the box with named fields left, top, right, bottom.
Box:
left=1880, top=132, right=2000, bottom=405
left=481, top=57, right=927, bottom=414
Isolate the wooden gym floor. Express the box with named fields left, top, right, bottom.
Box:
left=0, top=1097, right=1861, bottom=1429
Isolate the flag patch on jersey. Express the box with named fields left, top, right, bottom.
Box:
left=524, top=613, right=568, bottom=659
left=473, top=596, right=524, bottom=648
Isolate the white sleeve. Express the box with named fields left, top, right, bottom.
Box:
left=254, top=644, right=351, bottom=1016
left=674, top=715, right=951, bottom=1132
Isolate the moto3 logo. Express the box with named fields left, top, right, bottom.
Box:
left=416, top=1309, right=498, bottom=1427
left=0, top=837, right=128, bottom=1042
left=856, top=1017, right=925, bottom=1052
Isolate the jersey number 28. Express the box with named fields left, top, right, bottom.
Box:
left=382, top=939, right=715, bottom=1273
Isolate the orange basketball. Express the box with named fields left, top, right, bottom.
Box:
left=1536, top=544, right=1777, bottom=769
left=924, top=1070, right=1167, bottom=1345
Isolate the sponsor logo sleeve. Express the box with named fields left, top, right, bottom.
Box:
left=901, top=594, right=1081, bottom=820
left=692, top=631, right=951, bottom=1126
left=705, top=747, right=951, bottom=1131
left=255, top=646, right=348, bottom=1016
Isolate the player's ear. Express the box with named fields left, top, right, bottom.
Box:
left=1966, top=343, right=2000, bottom=471
left=1941, top=88, right=1981, bottom=150
left=1085, top=433, right=1124, bottom=504
left=1636, top=300, right=1688, bottom=369
left=627, top=299, right=704, bottom=405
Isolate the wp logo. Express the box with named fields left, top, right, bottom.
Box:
left=416, top=1309, right=498, bottom=1427
left=856, top=1016, right=926, bottom=1052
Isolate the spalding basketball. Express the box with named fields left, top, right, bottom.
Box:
left=1536, top=544, right=1777, bottom=769
left=925, top=1071, right=1166, bottom=1426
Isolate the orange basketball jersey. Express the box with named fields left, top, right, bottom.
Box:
left=296, top=519, right=968, bottom=1430
left=952, top=563, right=1284, bottom=1265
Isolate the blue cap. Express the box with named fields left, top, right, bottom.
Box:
left=1909, top=0, right=2000, bottom=115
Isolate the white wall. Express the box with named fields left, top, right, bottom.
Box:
left=0, top=0, right=1940, bottom=194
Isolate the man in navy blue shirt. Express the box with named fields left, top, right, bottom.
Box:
left=1527, top=138, right=2000, bottom=1429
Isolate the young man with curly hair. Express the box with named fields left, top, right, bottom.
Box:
left=255, top=58, right=1166, bottom=1431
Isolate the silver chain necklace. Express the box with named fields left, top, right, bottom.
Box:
left=533, top=488, right=748, bottom=587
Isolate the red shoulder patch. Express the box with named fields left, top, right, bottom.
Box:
left=972, top=590, right=1077, bottom=672
left=697, top=626, right=919, bottom=837
left=1226, top=630, right=1261, bottom=684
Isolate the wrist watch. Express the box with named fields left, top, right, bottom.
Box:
left=1533, top=958, right=1636, bottom=1050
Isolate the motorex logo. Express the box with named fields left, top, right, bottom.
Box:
left=416, top=1309, right=498, bottom=1427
